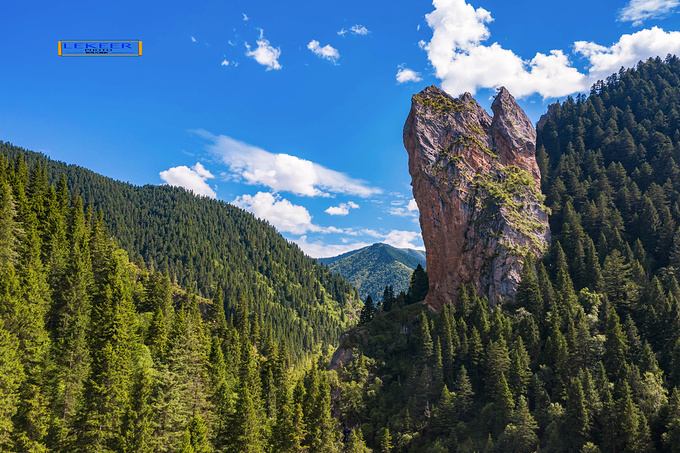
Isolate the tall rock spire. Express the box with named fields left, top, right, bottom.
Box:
left=404, top=86, right=550, bottom=310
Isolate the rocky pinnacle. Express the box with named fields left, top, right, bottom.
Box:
left=404, top=85, right=550, bottom=311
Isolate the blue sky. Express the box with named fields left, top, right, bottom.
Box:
left=2, top=0, right=680, bottom=257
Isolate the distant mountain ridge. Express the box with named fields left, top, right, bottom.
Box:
left=319, top=243, right=426, bottom=301
left=0, top=141, right=360, bottom=360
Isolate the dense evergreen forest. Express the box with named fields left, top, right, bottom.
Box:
left=0, top=154, right=352, bottom=452
left=330, top=56, right=680, bottom=452
left=0, top=143, right=360, bottom=361
left=6, top=54, right=680, bottom=453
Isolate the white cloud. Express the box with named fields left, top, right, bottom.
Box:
left=350, top=25, right=370, bottom=35
left=159, top=162, right=217, bottom=198
left=325, top=201, right=360, bottom=216
left=294, top=236, right=372, bottom=258
left=422, top=0, right=680, bottom=99
left=245, top=30, right=281, bottom=70
left=389, top=207, right=414, bottom=217
left=308, top=40, right=340, bottom=63
left=221, top=59, right=229, bottom=66
left=383, top=230, right=425, bottom=250
left=191, top=36, right=197, bottom=42
left=242, top=13, right=249, bottom=21
left=290, top=227, right=425, bottom=257
left=197, top=130, right=382, bottom=198
left=619, top=0, right=679, bottom=26
left=396, top=68, right=423, bottom=84
left=337, top=25, right=370, bottom=36
left=574, top=27, right=680, bottom=81
left=389, top=198, right=419, bottom=218
left=233, top=192, right=318, bottom=234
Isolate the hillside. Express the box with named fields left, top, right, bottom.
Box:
left=319, top=242, right=426, bottom=301
left=0, top=152, right=347, bottom=452
left=0, top=143, right=360, bottom=359
left=329, top=56, right=680, bottom=453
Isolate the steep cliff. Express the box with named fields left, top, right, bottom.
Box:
left=403, top=86, right=550, bottom=310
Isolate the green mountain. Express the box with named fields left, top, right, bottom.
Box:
left=329, top=56, right=680, bottom=452
left=319, top=242, right=426, bottom=301
left=0, top=146, right=344, bottom=452
left=0, top=142, right=360, bottom=359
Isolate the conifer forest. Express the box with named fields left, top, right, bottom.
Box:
left=4, top=56, right=680, bottom=452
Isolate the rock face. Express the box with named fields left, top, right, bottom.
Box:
left=403, top=86, right=550, bottom=311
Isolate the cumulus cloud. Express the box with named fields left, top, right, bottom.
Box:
left=422, top=0, right=680, bottom=98
left=293, top=229, right=423, bottom=258
left=221, top=59, right=229, bottom=66
left=191, top=36, right=197, bottom=42
left=574, top=27, right=680, bottom=80
left=389, top=198, right=419, bottom=218
left=159, top=163, right=217, bottom=198
left=233, top=192, right=319, bottom=234
left=396, top=68, right=423, bottom=84
left=308, top=40, right=340, bottom=63
left=245, top=30, right=281, bottom=70
left=242, top=13, right=249, bottom=21
left=196, top=130, right=381, bottom=198
left=338, top=25, right=370, bottom=36
left=383, top=230, right=425, bottom=249
left=619, top=0, right=679, bottom=26
left=294, top=236, right=372, bottom=258
left=325, top=201, right=359, bottom=216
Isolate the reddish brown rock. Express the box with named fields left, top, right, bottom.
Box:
left=404, top=86, right=550, bottom=311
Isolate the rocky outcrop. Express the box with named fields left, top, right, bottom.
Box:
left=403, top=86, right=550, bottom=311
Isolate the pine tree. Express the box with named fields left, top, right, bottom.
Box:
left=417, top=312, right=434, bottom=360
left=147, top=306, right=169, bottom=361
left=508, top=337, right=531, bottom=398
left=379, top=428, right=392, bottom=453
left=454, top=366, right=474, bottom=420
left=155, top=302, right=211, bottom=452
left=360, top=295, right=376, bottom=324
left=77, top=248, right=137, bottom=452
left=407, top=264, right=428, bottom=304
left=11, top=169, right=52, bottom=452
left=563, top=377, right=590, bottom=451
left=0, top=323, right=24, bottom=450
left=497, top=395, right=538, bottom=453
left=515, top=254, right=542, bottom=316
left=48, top=195, right=93, bottom=445
left=181, top=416, right=212, bottom=453
left=663, top=387, right=680, bottom=453
left=382, top=286, right=395, bottom=313
left=485, top=338, right=511, bottom=397
left=0, top=177, right=19, bottom=267
left=345, top=428, right=370, bottom=453
left=208, top=284, right=228, bottom=340
left=312, top=370, right=341, bottom=453
left=271, top=385, right=306, bottom=453
left=119, top=350, right=156, bottom=453
left=603, top=307, right=629, bottom=382
left=495, top=372, right=515, bottom=430
left=227, top=339, right=265, bottom=453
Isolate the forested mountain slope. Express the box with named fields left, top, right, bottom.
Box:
left=319, top=243, right=426, bottom=301
left=330, top=56, right=680, bottom=452
left=0, top=153, right=349, bottom=452
left=0, top=143, right=360, bottom=358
